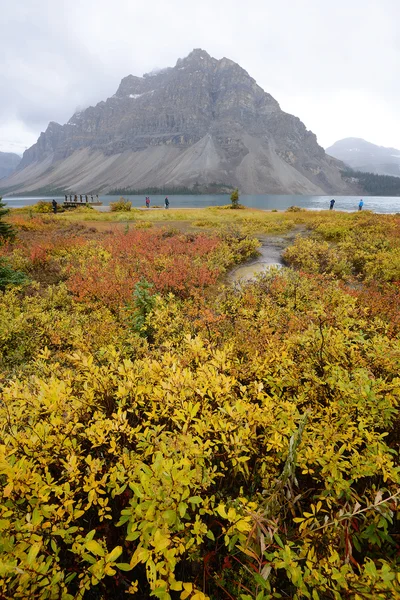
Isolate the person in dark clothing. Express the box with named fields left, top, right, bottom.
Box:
left=52, top=199, right=57, bottom=214
left=329, top=199, right=335, bottom=210
left=164, top=196, right=169, bottom=209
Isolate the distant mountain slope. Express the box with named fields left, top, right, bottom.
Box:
left=1, top=49, right=354, bottom=195
left=326, top=137, right=400, bottom=177
left=0, top=151, right=21, bottom=179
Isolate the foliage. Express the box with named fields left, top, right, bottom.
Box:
left=283, top=212, right=400, bottom=282
left=230, top=188, right=239, bottom=209
left=0, top=209, right=399, bottom=599
left=31, top=201, right=54, bottom=214
left=126, top=279, right=156, bottom=338
left=110, top=197, right=133, bottom=212
left=0, top=196, right=15, bottom=242
left=285, top=205, right=305, bottom=212
left=135, top=221, right=153, bottom=229
left=0, top=258, right=28, bottom=290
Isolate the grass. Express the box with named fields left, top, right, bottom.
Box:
left=8, top=206, right=398, bottom=239
left=57, top=207, right=295, bottom=234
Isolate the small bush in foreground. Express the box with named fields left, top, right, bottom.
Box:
left=230, top=188, right=239, bottom=209
left=286, top=205, right=305, bottom=212
left=0, top=258, right=28, bottom=290
left=110, top=197, right=132, bottom=212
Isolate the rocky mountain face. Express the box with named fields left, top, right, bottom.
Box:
left=327, top=138, right=400, bottom=177
left=2, top=49, right=353, bottom=195
left=0, top=152, right=21, bottom=180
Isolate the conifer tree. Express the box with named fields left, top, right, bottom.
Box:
left=230, top=188, right=239, bottom=209
left=0, top=197, right=15, bottom=242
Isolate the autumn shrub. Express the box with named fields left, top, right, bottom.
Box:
left=0, top=211, right=399, bottom=600
left=65, top=230, right=227, bottom=307
left=1, top=272, right=399, bottom=599
left=285, top=205, right=304, bottom=212
left=7, top=214, right=58, bottom=232
left=30, top=201, right=64, bottom=213
left=110, top=197, right=132, bottom=212
left=283, top=236, right=352, bottom=278
left=135, top=221, right=153, bottom=229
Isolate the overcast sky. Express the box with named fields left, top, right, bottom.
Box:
left=1, top=0, right=400, bottom=154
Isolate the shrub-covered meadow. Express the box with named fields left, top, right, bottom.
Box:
left=0, top=207, right=399, bottom=600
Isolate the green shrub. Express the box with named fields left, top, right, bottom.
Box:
left=110, top=197, right=132, bottom=212
left=0, top=197, right=16, bottom=242
left=0, top=258, right=29, bottom=290
left=135, top=221, right=153, bottom=229
left=31, top=201, right=53, bottom=213
left=230, top=188, right=239, bottom=209
left=286, top=205, right=305, bottom=212
left=31, top=201, right=64, bottom=213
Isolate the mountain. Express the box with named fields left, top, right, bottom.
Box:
left=1, top=49, right=353, bottom=196
left=0, top=152, right=21, bottom=180
left=326, top=138, right=400, bottom=177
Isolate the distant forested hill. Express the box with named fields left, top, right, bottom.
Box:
left=341, top=167, right=400, bottom=196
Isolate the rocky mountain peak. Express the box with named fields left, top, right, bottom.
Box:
left=4, top=49, right=354, bottom=195
left=176, top=48, right=214, bottom=67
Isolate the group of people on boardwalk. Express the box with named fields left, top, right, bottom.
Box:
left=330, top=198, right=364, bottom=211
left=64, top=194, right=99, bottom=204
left=145, top=196, right=170, bottom=209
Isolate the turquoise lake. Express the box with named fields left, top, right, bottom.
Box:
left=3, top=194, right=400, bottom=213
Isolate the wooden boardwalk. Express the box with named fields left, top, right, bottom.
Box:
left=63, top=195, right=102, bottom=206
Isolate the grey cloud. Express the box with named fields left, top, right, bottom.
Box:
left=1, top=0, right=400, bottom=151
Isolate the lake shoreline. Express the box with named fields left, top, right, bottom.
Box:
left=3, top=193, right=400, bottom=214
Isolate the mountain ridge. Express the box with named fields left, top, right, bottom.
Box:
left=2, top=49, right=353, bottom=195
left=0, top=151, right=21, bottom=180
left=326, top=137, right=400, bottom=177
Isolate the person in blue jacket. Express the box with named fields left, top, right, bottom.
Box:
left=358, top=199, right=364, bottom=211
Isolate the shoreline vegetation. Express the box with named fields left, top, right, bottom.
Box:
left=0, top=204, right=399, bottom=599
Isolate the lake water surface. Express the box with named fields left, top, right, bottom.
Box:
left=2, top=194, right=400, bottom=213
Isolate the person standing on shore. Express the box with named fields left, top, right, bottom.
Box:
left=329, top=199, right=335, bottom=210
left=146, top=196, right=150, bottom=208
left=52, top=199, right=57, bottom=214
left=164, top=196, right=169, bottom=209
left=359, top=199, right=364, bottom=211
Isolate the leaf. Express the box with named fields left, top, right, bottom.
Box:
left=181, top=582, right=193, bottom=600
left=162, top=510, right=177, bottom=525
left=216, top=504, right=227, bottom=518
left=152, top=530, right=170, bottom=553
left=188, top=496, right=202, bottom=505
left=273, top=533, right=284, bottom=549
left=85, top=539, right=105, bottom=557
left=261, top=564, right=271, bottom=580
left=178, top=502, right=187, bottom=518
left=27, top=542, right=41, bottom=565
left=106, top=546, right=123, bottom=563
left=116, top=563, right=132, bottom=571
